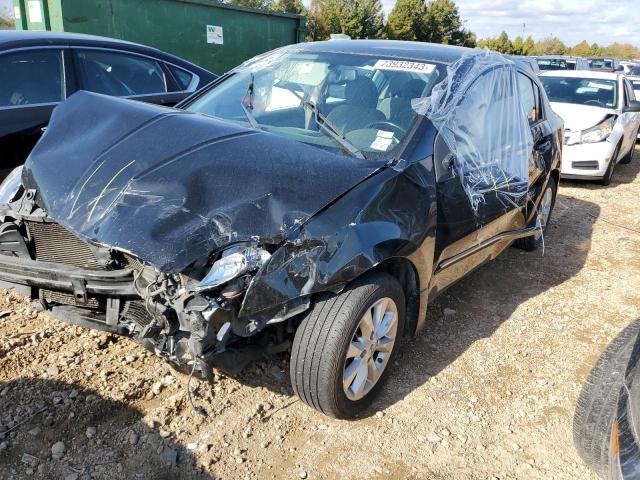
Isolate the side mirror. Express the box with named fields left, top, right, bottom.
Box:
left=624, top=100, right=640, bottom=113
left=615, top=65, right=624, bottom=72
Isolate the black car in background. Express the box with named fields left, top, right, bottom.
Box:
left=0, top=40, right=563, bottom=419
left=0, top=30, right=217, bottom=177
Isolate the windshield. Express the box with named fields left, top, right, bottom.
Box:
left=540, top=76, right=618, bottom=109
left=186, top=50, right=446, bottom=159
left=537, top=58, right=576, bottom=71
left=589, top=59, right=613, bottom=70
left=630, top=65, right=640, bottom=76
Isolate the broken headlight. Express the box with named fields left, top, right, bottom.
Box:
left=196, top=246, right=271, bottom=292
left=580, top=116, right=615, bottom=144
left=0, top=166, right=23, bottom=205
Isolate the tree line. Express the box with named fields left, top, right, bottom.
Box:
left=2, top=0, right=639, bottom=59
left=477, top=31, right=640, bottom=60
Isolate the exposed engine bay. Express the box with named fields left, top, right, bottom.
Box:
left=0, top=187, right=295, bottom=378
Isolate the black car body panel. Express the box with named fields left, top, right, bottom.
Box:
left=0, top=40, right=563, bottom=379
left=23, top=91, right=385, bottom=273
left=0, top=31, right=217, bottom=177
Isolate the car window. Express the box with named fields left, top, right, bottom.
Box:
left=540, top=76, right=617, bottom=109
left=76, top=49, right=168, bottom=97
left=0, top=50, right=65, bottom=107
left=624, top=80, right=636, bottom=105
left=169, top=65, right=195, bottom=91
left=517, top=73, right=539, bottom=124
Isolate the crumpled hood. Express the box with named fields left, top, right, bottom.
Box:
left=550, top=102, right=616, bottom=132
left=23, top=92, right=383, bottom=273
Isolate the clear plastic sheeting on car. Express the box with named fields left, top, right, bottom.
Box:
left=413, top=49, right=534, bottom=214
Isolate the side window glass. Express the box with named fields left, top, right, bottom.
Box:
left=0, top=50, right=64, bottom=107
left=169, top=65, right=195, bottom=91
left=517, top=73, right=538, bottom=124
left=76, top=50, right=168, bottom=97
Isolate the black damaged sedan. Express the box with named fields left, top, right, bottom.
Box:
left=0, top=41, right=563, bottom=419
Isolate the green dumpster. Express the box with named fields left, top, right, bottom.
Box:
left=12, top=0, right=306, bottom=73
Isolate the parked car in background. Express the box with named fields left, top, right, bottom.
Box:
left=0, top=41, right=563, bottom=419
left=540, top=70, right=640, bottom=185
left=589, top=57, right=622, bottom=72
left=574, top=318, right=640, bottom=480
left=536, top=55, right=590, bottom=71
left=0, top=30, right=217, bottom=178
left=620, top=61, right=640, bottom=76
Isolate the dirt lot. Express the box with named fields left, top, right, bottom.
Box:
left=2, top=149, right=640, bottom=480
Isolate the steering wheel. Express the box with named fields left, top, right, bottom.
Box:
left=585, top=100, right=606, bottom=108
left=365, top=121, right=406, bottom=137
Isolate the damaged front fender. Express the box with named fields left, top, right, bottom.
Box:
left=237, top=159, right=438, bottom=336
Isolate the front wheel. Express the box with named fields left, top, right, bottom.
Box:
left=290, top=272, right=405, bottom=419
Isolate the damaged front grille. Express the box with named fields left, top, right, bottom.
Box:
left=26, top=221, right=105, bottom=270
left=41, top=289, right=103, bottom=310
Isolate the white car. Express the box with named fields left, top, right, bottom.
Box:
left=540, top=71, right=640, bottom=185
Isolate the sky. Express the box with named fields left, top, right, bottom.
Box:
left=2, top=0, right=638, bottom=47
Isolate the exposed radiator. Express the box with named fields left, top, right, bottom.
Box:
left=25, top=221, right=104, bottom=270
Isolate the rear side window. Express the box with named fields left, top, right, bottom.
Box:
left=76, top=49, right=168, bottom=97
left=0, top=50, right=65, bottom=107
left=169, top=65, right=195, bottom=91
left=517, top=73, right=540, bottom=124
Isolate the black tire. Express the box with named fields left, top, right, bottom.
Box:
left=514, top=177, right=557, bottom=252
left=619, top=139, right=636, bottom=165
left=574, top=319, right=640, bottom=478
left=600, top=143, right=621, bottom=185
left=290, top=271, right=405, bottom=419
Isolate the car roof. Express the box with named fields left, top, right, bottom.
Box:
left=295, top=39, right=472, bottom=65
left=0, top=30, right=213, bottom=75
left=539, top=70, right=621, bottom=80
left=537, top=55, right=582, bottom=60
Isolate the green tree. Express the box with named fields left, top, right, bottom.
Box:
left=272, top=0, right=305, bottom=13
left=589, top=42, right=603, bottom=56
left=571, top=40, right=590, bottom=57
left=305, top=0, right=327, bottom=40
left=386, top=0, right=427, bottom=41
left=423, top=0, right=473, bottom=46
left=535, top=36, right=567, bottom=55
left=228, top=0, right=274, bottom=11
left=523, top=36, right=535, bottom=55
left=0, top=6, right=14, bottom=29
left=322, top=0, right=385, bottom=39
left=512, top=35, right=524, bottom=55
left=477, top=31, right=513, bottom=54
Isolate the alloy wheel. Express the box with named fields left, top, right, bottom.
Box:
left=342, top=297, right=398, bottom=401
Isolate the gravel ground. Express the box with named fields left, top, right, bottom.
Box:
left=2, top=149, right=640, bottom=480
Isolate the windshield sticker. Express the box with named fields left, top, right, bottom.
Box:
left=373, top=59, right=436, bottom=74
left=370, top=131, right=394, bottom=151
left=587, top=82, right=614, bottom=90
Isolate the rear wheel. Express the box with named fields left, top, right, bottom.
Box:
left=515, top=177, right=557, bottom=252
left=290, top=272, right=405, bottom=419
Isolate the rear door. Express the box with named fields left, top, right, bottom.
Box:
left=0, top=48, right=70, bottom=176
left=431, top=65, right=534, bottom=294
left=72, top=48, right=192, bottom=107
left=517, top=72, right=552, bottom=187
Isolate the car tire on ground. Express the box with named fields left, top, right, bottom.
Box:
left=619, top=137, right=637, bottom=165
left=290, top=271, right=405, bottom=419
left=600, top=142, right=621, bottom=185
left=515, top=177, right=557, bottom=252
left=573, top=319, right=640, bottom=478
